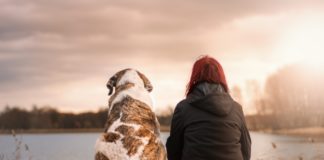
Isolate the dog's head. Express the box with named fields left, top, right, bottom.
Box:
left=106, top=68, right=153, bottom=95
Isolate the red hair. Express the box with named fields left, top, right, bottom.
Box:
left=186, top=55, right=229, bottom=96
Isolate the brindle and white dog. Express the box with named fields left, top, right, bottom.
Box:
left=95, top=68, right=166, bottom=160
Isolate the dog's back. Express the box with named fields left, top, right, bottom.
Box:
left=95, top=69, right=166, bottom=160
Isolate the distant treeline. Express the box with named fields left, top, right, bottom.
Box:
left=0, top=106, right=173, bottom=131
left=2, top=63, right=323, bottom=132
left=243, top=63, right=324, bottom=130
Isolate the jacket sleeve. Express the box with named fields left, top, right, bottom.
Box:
left=166, top=103, right=185, bottom=160
left=240, top=114, right=251, bottom=160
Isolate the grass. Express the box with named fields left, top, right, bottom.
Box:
left=0, top=130, right=33, bottom=160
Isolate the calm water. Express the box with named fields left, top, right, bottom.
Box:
left=1, top=132, right=324, bottom=160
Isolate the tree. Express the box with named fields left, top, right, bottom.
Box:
left=0, top=106, right=30, bottom=129
left=231, top=85, right=243, bottom=105
left=262, top=63, right=324, bottom=129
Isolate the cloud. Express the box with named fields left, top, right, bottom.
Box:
left=1, top=0, right=324, bottom=111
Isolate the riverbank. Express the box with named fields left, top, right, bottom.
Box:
left=263, top=127, right=324, bottom=139
left=0, top=126, right=171, bottom=134
left=3, top=126, right=323, bottom=138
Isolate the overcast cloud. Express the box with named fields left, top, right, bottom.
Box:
left=1, top=0, right=324, bottom=113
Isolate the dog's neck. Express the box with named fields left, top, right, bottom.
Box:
left=109, top=82, right=135, bottom=107
left=108, top=81, right=153, bottom=114
left=115, top=82, right=135, bottom=93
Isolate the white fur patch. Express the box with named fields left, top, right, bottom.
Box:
left=109, top=86, right=153, bottom=113
left=117, top=69, right=144, bottom=89
left=95, top=135, right=149, bottom=160
left=95, top=112, right=150, bottom=160
left=95, top=138, right=129, bottom=160
left=108, top=112, right=141, bottom=133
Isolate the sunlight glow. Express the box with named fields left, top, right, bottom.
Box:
left=275, top=13, right=324, bottom=70
left=303, top=56, right=323, bottom=72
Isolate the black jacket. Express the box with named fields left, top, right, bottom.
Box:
left=166, top=82, right=251, bottom=160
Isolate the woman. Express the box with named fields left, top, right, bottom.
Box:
left=166, top=55, right=251, bottom=160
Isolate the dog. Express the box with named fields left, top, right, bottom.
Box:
left=95, top=68, right=166, bottom=160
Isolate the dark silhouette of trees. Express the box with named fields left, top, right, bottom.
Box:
left=0, top=106, right=108, bottom=130
left=0, top=105, right=173, bottom=131
left=156, top=106, right=174, bottom=127
left=0, top=106, right=30, bottom=129
left=29, top=105, right=59, bottom=129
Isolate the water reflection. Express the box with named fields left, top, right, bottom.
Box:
left=1, top=132, right=324, bottom=160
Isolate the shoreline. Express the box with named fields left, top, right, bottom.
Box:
left=0, top=126, right=171, bottom=134
left=258, top=127, right=324, bottom=139
left=2, top=127, right=324, bottom=139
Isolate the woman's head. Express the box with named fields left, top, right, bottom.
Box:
left=186, top=55, right=228, bottom=96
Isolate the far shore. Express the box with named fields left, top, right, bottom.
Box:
left=2, top=127, right=324, bottom=139
left=0, top=126, right=171, bottom=134
left=258, top=127, right=324, bottom=139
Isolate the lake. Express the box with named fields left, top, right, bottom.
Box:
left=1, top=132, right=324, bottom=160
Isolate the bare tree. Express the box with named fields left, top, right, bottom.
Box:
left=231, top=85, right=243, bottom=105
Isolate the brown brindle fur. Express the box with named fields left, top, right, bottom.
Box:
left=120, top=96, right=160, bottom=136
left=109, top=96, right=166, bottom=160
left=141, top=136, right=157, bottom=159
left=106, top=95, right=160, bottom=135
left=136, top=71, right=153, bottom=92
left=106, top=96, right=166, bottom=160
left=104, top=83, right=136, bottom=132
left=121, top=136, right=143, bottom=156
left=115, top=125, right=135, bottom=136
left=103, top=96, right=166, bottom=159
left=103, top=132, right=121, bottom=143
left=138, top=128, right=166, bottom=160
left=104, top=101, right=122, bottom=132
left=134, top=127, right=151, bottom=137
left=95, top=152, right=110, bottom=160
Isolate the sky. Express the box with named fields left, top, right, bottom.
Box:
left=1, top=0, right=324, bottom=114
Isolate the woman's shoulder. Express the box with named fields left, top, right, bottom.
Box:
left=232, top=100, right=244, bottom=114
left=174, top=97, right=195, bottom=113
left=174, top=99, right=188, bottom=110
left=229, top=100, right=247, bottom=123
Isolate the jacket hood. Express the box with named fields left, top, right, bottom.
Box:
left=188, top=82, right=234, bottom=116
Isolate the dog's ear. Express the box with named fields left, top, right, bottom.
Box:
left=137, top=71, right=153, bottom=92
left=107, top=69, right=130, bottom=95
left=107, top=75, right=117, bottom=95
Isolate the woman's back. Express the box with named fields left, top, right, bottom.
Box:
left=166, top=55, right=251, bottom=160
left=172, top=83, right=249, bottom=160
